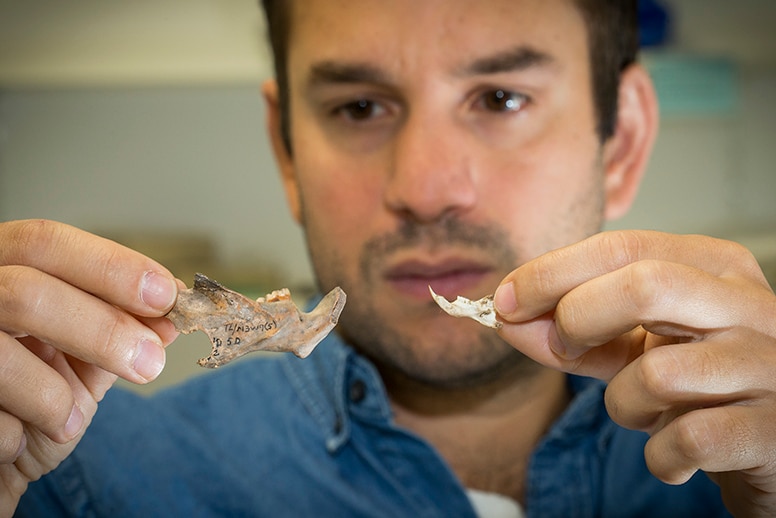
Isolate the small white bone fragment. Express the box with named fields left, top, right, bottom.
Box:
left=428, top=286, right=502, bottom=329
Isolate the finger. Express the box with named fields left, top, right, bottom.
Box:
left=550, top=260, right=738, bottom=360
left=497, top=259, right=732, bottom=379
left=137, top=315, right=180, bottom=347
left=0, top=266, right=166, bottom=384
left=0, top=410, right=25, bottom=463
left=0, top=332, right=81, bottom=444
left=17, top=335, right=117, bottom=430
left=495, top=230, right=767, bottom=322
left=557, top=258, right=776, bottom=361
left=0, top=220, right=177, bottom=317
left=605, top=332, right=776, bottom=431
left=18, top=335, right=57, bottom=363
left=496, top=232, right=776, bottom=379
left=644, top=404, right=776, bottom=485
left=17, top=335, right=118, bottom=402
left=497, top=315, right=646, bottom=380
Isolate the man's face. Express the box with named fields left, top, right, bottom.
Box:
left=276, top=0, right=608, bottom=386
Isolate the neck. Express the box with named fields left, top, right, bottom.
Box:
left=383, top=363, right=570, bottom=504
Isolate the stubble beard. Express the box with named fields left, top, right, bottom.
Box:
left=303, top=215, right=544, bottom=389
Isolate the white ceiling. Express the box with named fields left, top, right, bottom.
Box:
left=0, top=0, right=774, bottom=89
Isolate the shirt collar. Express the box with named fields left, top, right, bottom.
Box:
left=281, top=330, right=393, bottom=453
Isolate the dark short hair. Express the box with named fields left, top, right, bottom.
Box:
left=260, top=0, right=639, bottom=152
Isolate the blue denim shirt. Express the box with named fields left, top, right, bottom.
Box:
left=19, top=331, right=730, bottom=517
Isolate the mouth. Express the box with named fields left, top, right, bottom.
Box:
left=383, top=258, right=494, bottom=301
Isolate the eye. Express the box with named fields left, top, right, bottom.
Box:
left=333, top=99, right=386, bottom=121
left=479, top=89, right=527, bottom=112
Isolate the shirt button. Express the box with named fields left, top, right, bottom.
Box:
left=349, top=379, right=366, bottom=403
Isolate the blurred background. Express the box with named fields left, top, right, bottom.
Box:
left=1, top=0, right=775, bottom=393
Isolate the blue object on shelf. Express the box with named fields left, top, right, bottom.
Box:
left=639, top=0, right=671, bottom=47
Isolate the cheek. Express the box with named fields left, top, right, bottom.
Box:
left=298, top=167, right=378, bottom=232
left=483, top=135, right=604, bottom=253
left=293, top=116, right=379, bottom=221
left=294, top=150, right=384, bottom=269
left=483, top=150, right=570, bottom=216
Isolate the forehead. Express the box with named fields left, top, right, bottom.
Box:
left=286, top=0, right=588, bottom=77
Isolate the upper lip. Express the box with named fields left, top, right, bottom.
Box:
left=383, top=256, right=492, bottom=281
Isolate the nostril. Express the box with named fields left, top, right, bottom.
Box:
left=384, top=153, right=477, bottom=223
left=383, top=171, right=477, bottom=224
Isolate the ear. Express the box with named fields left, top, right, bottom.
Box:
left=602, top=64, right=659, bottom=221
left=262, top=79, right=303, bottom=224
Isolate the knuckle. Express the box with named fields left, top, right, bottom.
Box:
left=22, top=370, right=78, bottom=443
left=622, top=260, right=672, bottom=313
left=92, top=243, right=129, bottom=291
left=532, top=258, right=561, bottom=296
left=554, top=295, right=572, bottom=323
left=89, top=310, right=132, bottom=363
left=0, top=266, right=45, bottom=327
left=724, top=240, right=766, bottom=280
left=669, top=409, right=749, bottom=468
left=0, top=335, right=76, bottom=441
left=0, top=219, right=64, bottom=267
left=636, top=347, right=680, bottom=399
left=592, top=230, right=643, bottom=270
left=669, top=413, right=711, bottom=464
left=554, top=297, right=585, bottom=343
left=0, top=415, right=24, bottom=463
left=719, top=238, right=753, bottom=263
left=697, top=236, right=765, bottom=284
left=603, top=385, right=624, bottom=423
left=36, top=377, right=75, bottom=427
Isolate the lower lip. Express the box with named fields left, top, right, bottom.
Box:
left=386, top=270, right=491, bottom=301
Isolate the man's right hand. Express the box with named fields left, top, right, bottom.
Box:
left=0, top=220, right=179, bottom=514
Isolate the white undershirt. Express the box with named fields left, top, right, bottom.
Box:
left=466, top=488, right=525, bottom=518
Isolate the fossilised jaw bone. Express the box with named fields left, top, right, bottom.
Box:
left=167, top=273, right=346, bottom=368
left=428, top=286, right=502, bottom=329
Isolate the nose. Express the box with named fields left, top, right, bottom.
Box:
left=383, top=111, right=477, bottom=223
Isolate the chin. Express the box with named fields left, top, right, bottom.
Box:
left=339, top=281, right=539, bottom=386
left=358, top=318, right=532, bottom=388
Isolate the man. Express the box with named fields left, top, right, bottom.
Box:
left=6, top=0, right=776, bottom=516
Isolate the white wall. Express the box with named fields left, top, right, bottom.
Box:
left=607, top=67, right=776, bottom=238
left=0, top=86, right=314, bottom=287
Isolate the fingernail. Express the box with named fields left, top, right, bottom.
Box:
left=550, top=340, right=573, bottom=360
left=548, top=325, right=577, bottom=359
left=133, top=339, right=166, bottom=382
left=64, top=404, right=84, bottom=440
left=140, top=270, right=177, bottom=311
left=494, top=283, right=517, bottom=315
left=549, top=329, right=567, bottom=357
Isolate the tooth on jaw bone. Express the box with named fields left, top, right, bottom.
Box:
left=428, top=286, right=502, bottom=329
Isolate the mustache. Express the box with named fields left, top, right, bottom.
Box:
left=359, top=218, right=517, bottom=278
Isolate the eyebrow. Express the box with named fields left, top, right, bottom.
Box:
left=457, top=45, right=555, bottom=77
left=308, top=61, right=392, bottom=88
left=306, top=45, right=556, bottom=89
